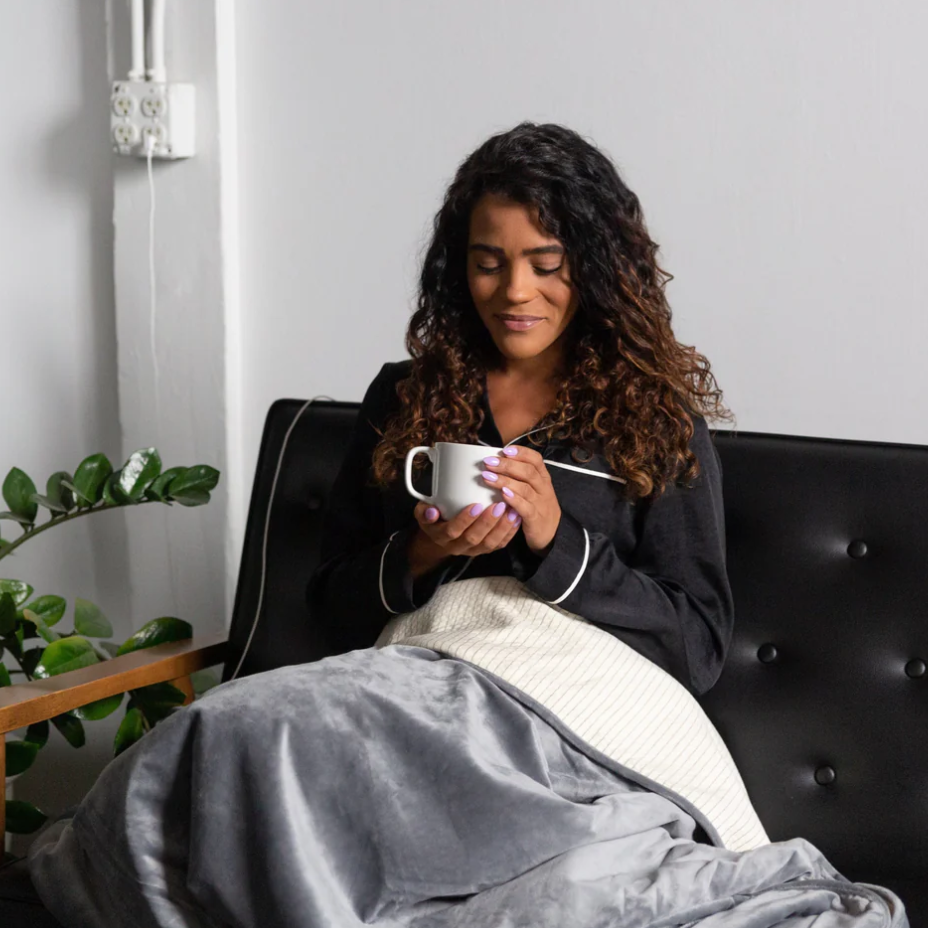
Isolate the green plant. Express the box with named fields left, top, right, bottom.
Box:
left=1, top=448, right=220, bottom=841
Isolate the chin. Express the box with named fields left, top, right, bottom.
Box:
left=493, top=335, right=553, bottom=362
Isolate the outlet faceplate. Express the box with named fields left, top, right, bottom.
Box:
left=111, top=81, right=195, bottom=159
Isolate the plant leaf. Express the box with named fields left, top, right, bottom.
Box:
left=0, top=580, right=32, bottom=607
left=0, top=662, right=11, bottom=687
left=0, top=511, right=33, bottom=525
left=6, top=739, right=40, bottom=776
left=190, top=668, right=220, bottom=696
left=145, top=466, right=186, bottom=502
left=0, top=592, right=16, bottom=635
left=2, top=468, right=38, bottom=523
left=71, top=692, right=123, bottom=721
left=72, top=454, right=113, bottom=506
left=30, top=493, right=68, bottom=514
left=46, top=471, right=75, bottom=512
left=51, top=712, right=85, bottom=748
left=22, top=608, right=61, bottom=644
left=74, top=598, right=113, bottom=638
left=60, top=480, right=90, bottom=506
left=4, top=800, right=48, bottom=834
left=24, top=719, right=49, bottom=748
left=114, top=706, right=146, bottom=757
left=130, top=682, right=187, bottom=725
left=33, top=636, right=98, bottom=678
left=102, top=471, right=132, bottom=507
left=24, top=594, right=66, bottom=628
left=21, top=646, right=43, bottom=677
left=117, top=617, right=192, bottom=656
left=167, top=466, right=220, bottom=506
left=118, top=448, right=162, bottom=500
left=2, top=633, right=22, bottom=661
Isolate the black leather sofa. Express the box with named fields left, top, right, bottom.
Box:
left=2, top=398, right=924, bottom=925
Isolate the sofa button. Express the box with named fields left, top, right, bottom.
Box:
left=757, top=643, right=778, bottom=664
left=306, top=495, right=323, bottom=511
left=847, top=539, right=868, bottom=558
left=814, top=766, right=836, bottom=786
left=905, top=659, right=926, bottom=678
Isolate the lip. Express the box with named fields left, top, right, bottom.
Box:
left=496, top=314, right=544, bottom=332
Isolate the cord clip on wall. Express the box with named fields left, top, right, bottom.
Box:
left=111, top=0, right=195, bottom=159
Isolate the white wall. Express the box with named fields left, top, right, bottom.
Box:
left=4, top=0, right=928, bottom=851
left=233, top=0, right=928, bottom=506
left=0, top=1, right=129, bottom=848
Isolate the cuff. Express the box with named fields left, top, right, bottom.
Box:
left=524, top=511, right=591, bottom=606
left=378, top=527, right=469, bottom=614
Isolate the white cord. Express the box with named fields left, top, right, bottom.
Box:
left=228, top=395, right=334, bottom=681
left=144, top=136, right=178, bottom=614
left=146, top=139, right=161, bottom=430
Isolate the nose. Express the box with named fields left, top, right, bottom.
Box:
left=503, top=260, right=535, bottom=305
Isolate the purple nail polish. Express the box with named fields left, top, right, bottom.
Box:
left=514, top=515, right=522, bottom=527
left=492, top=502, right=506, bottom=517
left=502, top=447, right=518, bottom=457
left=507, top=509, right=518, bottom=522
left=483, top=456, right=500, bottom=466
left=482, top=470, right=499, bottom=482
left=502, top=486, right=514, bottom=498
left=470, top=503, right=485, bottom=517
left=425, top=507, right=439, bottom=521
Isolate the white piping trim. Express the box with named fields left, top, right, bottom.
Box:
left=547, top=528, right=590, bottom=606
left=544, top=459, right=627, bottom=484
left=379, top=531, right=401, bottom=614
left=448, top=556, right=474, bottom=583
left=478, top=439, right=627, bottom=485
left=478, top=423, right=550, bottom=448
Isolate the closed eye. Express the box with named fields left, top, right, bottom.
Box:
left=476, top=265, right=563, bottom=276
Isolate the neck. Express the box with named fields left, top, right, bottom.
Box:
left=494, top=344, right=564, bottom=385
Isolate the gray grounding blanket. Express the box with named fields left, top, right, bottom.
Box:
left=28, top=583, right=907, bottom=927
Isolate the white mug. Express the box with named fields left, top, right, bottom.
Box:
left=404, top=442, right=503, bottom=520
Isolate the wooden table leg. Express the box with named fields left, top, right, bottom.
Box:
left=1, top=734, right=6, bottom=839
left=170, top=675, right=195, bottom=706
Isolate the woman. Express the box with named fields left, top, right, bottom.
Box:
left=310, top=120, right=736, bottom=696
left=31, top=123, right=897, bottom=928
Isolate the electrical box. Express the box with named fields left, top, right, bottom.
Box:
left=111, top=81, right=195, bottom=159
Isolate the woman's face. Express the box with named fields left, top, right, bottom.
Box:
left=467, top=193, right=577, bottom=367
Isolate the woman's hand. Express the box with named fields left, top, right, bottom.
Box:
left=407, top=500, right=522, bottom=578
left=481, top=446, right=561, bottom=555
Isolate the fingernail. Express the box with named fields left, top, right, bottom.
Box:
left=483, top=456, right=500, bottom=466
left=502, top=487, right=514, bottom=498
left=507, top=509, right=518, bottom=522
left=482, top=470, right=499, bottom=482
left=470, top=503, right=484, bottom=517
left=492, top=502, right=506, bottom=517
left=514, top=515, right=522, bottom=527
left=502, top=447, right=518, bottom=457
left=425, top=507, right=439, bottom=521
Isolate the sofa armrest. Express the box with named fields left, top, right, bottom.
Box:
left=1, top=635, right=227, bottom=834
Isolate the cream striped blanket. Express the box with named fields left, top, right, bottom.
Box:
left=374, top=575, right=769, bottom=852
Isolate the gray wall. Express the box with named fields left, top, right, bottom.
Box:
left=234, top=0, right=928, bottom=495
left=0, top=1, right=129, bottom=850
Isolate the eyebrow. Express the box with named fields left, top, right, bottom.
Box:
left=468, top=244, right=565, bottom=257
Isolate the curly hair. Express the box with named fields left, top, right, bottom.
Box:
left=372, top=121, right=735, bottom=501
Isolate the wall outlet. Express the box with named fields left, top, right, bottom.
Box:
left=111, top=81, right=195, bottom=159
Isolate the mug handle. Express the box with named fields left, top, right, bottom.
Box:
left=404, top=446, right=435, bottom=504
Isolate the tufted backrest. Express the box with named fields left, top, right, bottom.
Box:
left=225, top=400, right=928, bottom=909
